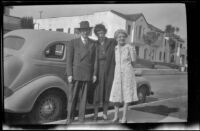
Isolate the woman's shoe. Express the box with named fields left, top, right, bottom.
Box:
left=112, top=118, right=119, bottom=123
left=120, top=119, right=127, bottom=123
left=65, top=119, right=72, bottom=124
left=93, top=115, right=98, bottom=121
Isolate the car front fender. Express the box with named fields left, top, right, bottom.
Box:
left=4, top=75, right=69, bottom=113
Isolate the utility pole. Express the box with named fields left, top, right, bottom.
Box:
left=39, top=11, right=43, bottom=19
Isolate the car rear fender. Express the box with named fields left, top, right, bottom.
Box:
left=4, top=75, right=69, bottom=113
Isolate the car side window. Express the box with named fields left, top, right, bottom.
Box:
left=44, top=42, right=65, bottom=59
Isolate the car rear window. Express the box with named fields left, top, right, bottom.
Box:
left=4, top=36, right=25, bottom=50
left=44, top=42, right=65, bottom=59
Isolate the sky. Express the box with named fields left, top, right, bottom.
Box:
left=10, top=4, right=187, bottom=39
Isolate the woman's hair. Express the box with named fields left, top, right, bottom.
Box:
left=94, top=24, right=107, bottom=36
left=114, top=29, right=128, bottom=39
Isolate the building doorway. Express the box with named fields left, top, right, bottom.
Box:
left=135, top=46, right=139, bottom=58
left=170, top=55, right=175, bottom=63
left=180, top=55, right=185, bottom=65
left=163, top=52, right=166, bottom=62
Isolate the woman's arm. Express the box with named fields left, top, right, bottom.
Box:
left=129, top=45, right=137, bottom=67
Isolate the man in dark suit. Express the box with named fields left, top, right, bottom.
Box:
left=66, top=21, right=98, bottom=124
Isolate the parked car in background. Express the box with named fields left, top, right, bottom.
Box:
left=4, top=29, right=153, bottom=124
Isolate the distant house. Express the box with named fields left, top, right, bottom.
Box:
left=165, top=33, right=187, bottom=65
left=3, top=6, right=21, bottom=34
left=34, top=10, right=186, bottom=65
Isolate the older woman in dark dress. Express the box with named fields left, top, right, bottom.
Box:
left=93, top=24, right=117, bottom=121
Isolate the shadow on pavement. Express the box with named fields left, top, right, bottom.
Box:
left=131, top=105, right=179, bottom=116
left=4, top=97, right=160, bottom=125
left=143, top=97, right=159, bottom=103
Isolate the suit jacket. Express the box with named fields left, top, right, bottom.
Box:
left=98, top=38, right=117, bottom=77
left=66, top=37, right=98, bottom=81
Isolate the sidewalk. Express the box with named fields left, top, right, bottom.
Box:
left=45, top=96, right=187, bottom=124
left=135, top=68, right=187, bottom=76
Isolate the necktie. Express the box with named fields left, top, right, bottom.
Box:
left=84, top=39, right=88, bottom=45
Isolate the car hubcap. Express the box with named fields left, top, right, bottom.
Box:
left=138, top=92, right=143, bottom=100
left=40, top=99, right=55, bottom=118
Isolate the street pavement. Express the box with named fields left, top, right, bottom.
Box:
left=45, top=95, right=187, bottom=124
left=4, top=74, right=187, bottom=126
left=45, top=74, right=188, bottom=125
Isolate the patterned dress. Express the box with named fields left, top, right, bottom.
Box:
left=109, top=44, right=138, bottom=103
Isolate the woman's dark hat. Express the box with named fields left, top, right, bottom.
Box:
left=94, top=24, right=107, bottom=36
left=77, top=21, right=93, bottom=30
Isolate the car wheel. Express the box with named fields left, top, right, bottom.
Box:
left=29, top=91, right=65, bottom=124
left=137, top=86, right=147, bottom=103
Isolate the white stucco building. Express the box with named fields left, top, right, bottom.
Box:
left=34, top=10, right=186, bottom=65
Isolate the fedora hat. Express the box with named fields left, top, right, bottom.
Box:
left=77, top=21, right=93, bottom=30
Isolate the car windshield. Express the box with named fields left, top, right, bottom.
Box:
left=4, top=36, right=25, bottom=50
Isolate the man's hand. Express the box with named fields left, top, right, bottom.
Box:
left=68, top=76, right=73, bottom=83
left=92, top=76, right=97, bottom=83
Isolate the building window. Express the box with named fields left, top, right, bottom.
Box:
left=163, top=52, right=166, bottom=62
left=135, top=46, right=139, bottom=57
left=170, top=55, right=174, bottom=63
left=144, top=48, right=148, bottom=59
left=159, top=52, right=162, bottom=61
left=143, top=28, right=145, bottom=36
left=138, top=26, right=142, bottom=39
left=56, top=28, right=64, bottom=32
left=127, top=25, right=131, bottom=35
left=68, top=28, right=70, bottom=33
left=152, top=50, right=154, bottom=60
left=180, top=44, right=182, bottom=48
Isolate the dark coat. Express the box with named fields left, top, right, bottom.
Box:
left=66, top=37, right=98, bottom=81
left=92, top=37, right=117, bottom=104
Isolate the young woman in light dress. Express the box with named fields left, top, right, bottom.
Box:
left=109, top=29, right=138, bottom=123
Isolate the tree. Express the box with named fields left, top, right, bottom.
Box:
left=143, top=31, right=159, bottom=46
left=175, top=27, right=180, bottom=34
left=20, top=17, right=34, bottom=29
left=165, top=25, right=180, bottom=54
left=165, top=25, right=180, bottom=35
left=143, top=31, right=159, bottom=61
left=165, top=25, right=175, bottom=34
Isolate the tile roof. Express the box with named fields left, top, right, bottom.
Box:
left=148, top=23, right=164, bottom=33
left=110, top=10, right=164, bottom=34
left=110, top=10, right=143, bottom=21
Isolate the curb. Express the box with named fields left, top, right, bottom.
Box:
left=135, top=69, right=187, bottom=76
left=45, top=96, right=187, bottom=125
